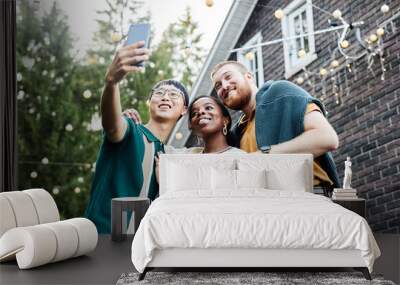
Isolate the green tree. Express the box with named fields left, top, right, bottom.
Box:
left=16, top=1, right=206, bottom=220
left=163, top=7, right=206, bottom=90
left=84, top=0, right=159, bottom=123
left=16, top=0, right=97, bottom=219
left=85, top=3, right=205, bottom=122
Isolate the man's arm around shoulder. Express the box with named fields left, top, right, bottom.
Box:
left=270, top=110, right=339, bottom=157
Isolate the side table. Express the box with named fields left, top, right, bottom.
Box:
left=332, top=198, right=366, bottom=218
left=111, top=197, right=150, bottom=242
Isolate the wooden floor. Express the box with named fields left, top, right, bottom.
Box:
left=0, top=235, right=134, bottom=284
left=0, top=234, right=398, bottom=285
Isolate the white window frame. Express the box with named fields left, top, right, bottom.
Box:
left=282, top=0, right=317, bottom=79
left=237, top=32, right=264, bottom=88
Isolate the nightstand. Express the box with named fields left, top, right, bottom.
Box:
left=332, top=198, right=366, bottom=218
left=111, top=197, right=150, bottom=242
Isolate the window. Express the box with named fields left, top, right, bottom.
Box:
left=238, top=32, right=264, bottom=88
left=282, top=0, right=317, bottom=78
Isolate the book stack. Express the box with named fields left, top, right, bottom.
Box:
left=332, top=188, right=358, bottom=200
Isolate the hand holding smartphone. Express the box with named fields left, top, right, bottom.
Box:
left=124, top=23, right=151, bottom=67
left=105, top=23, right=151, bottom=84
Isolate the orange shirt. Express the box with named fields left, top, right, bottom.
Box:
left=239, top=103, right=333, bottom=186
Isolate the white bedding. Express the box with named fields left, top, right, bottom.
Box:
left=131, top=190, right=380, bottom=273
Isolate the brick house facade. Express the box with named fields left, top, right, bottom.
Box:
left=233, top=0, right=400, bottom=233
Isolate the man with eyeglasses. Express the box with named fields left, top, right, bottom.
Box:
left=85, top=41, right=189, bottom=233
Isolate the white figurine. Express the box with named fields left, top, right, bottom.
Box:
left=343, top=156, right=352, bottom=189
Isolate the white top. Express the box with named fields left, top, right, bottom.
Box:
left=164, top=145, right=245, bottom=154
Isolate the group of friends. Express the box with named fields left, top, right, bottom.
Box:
left=85, top=40, right=341, bottom=233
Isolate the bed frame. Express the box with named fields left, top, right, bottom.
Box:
left=137, top=154, right=372, bottom=281
left=139, top=248, right=371, bottom=280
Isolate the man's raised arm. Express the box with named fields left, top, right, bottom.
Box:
left=269, top=111, right=339, bottom=157
left=101, top=41, right=149, bottom=143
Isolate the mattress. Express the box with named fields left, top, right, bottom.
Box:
left=131, top=190, right=380, bottom=273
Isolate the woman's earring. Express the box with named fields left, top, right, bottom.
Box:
left=223, top=123, right=228, bottom=136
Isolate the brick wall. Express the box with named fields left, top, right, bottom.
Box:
left=235, top=0, right=400, bottom=233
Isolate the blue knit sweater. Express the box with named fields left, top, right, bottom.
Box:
left=231, top=80, right=340, bottom=188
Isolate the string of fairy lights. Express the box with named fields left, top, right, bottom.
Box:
left=218, top=1, right=396, bottom=106
left=172, top=0, right=398, bottom=141
left=19, top=159, right=96, bottom=195
left=21, top=0, right=398, bottom=192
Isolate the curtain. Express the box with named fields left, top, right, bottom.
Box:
left=0, top=0, right=17, bottom=192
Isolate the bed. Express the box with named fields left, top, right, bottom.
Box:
left=131, top=154, right=380, bottom=280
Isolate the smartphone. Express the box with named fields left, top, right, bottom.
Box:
left=124, top=23, right=151, bottom=67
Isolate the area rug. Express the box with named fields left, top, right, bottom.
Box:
left=116, top=271, right=395, bottom=285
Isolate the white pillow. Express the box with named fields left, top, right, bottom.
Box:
left=236, top=169, right=268, bottom=189
left=266, top=165, right=308, bottom=191
left=238, top=158, right=310, bottom=192
left=212, top=168, right=236, bottom=190
left=167, top=163, right=211, bottom=192
left=211, top=169, right=268, bottom=190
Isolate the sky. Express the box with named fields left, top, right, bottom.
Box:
left=40, top=0, right=234, bottom=59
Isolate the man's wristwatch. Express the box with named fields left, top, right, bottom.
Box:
left=260, top=145, right=271, bottom=154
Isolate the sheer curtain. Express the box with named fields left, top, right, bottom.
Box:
left=0, top=0, right=17, bottom=192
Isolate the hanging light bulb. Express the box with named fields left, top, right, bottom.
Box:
left=296, top=77, right=304, bottom=85
left=331, top=60, right=339, bottom=68
left=175, top=132, right=183, bottom=140
left=297, top=49, right=306, bottom=58
left=65, top=124, right=73, bottom=132
left=319, top=68, right=328, bottom=76
left=376, top=28, right=385, bottom=37
left=369, top=34, right=378, bottom=43
left=110, top=32, right=122, bottom=43
left=274, top=9, right=284, bottom=20
left=245, top=51, right=254, bottom=61
left=87, top=55, right=98, bottom=65
left=158, top=70, right=165, bottom=78
left=83, top=89, right=92, bottom=99
left=332, top=9, right=342, bottom=19
left=340, top=40, right=349, bottom=49
left=380, top=4, right=389, bottom=13
left=205, top=0, right=214, bottom=7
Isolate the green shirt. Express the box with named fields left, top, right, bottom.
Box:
left=85, top=118, right=163, bottom=233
